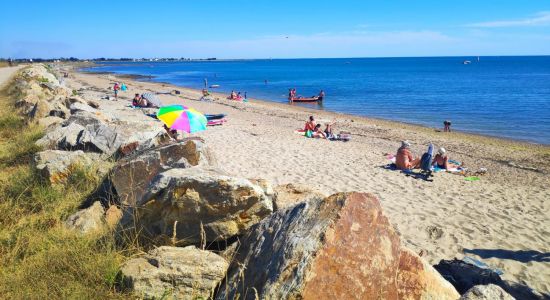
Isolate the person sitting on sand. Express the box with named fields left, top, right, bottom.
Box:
left=396, top=140, right=420, bottom=170
left=304, top=116, right=316, bottom=131
left=132, top=93, right=141, bottom=107
left=324, top=121, right=336, bottom=139
left=200, top=89, right=210, bottom=101
left=432, top=147, right=459, bottom=170
left=312, top=124, right=327, bottom=139
left=229, top=90, right=237, bottom=100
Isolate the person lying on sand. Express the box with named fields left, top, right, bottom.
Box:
left=396, top=140, right=420, bottom=170
left=432, top=147, right=459, bottom=171
left=304, top=116, right=316, bottom=132
left=312, top=124, right=327, bottom=139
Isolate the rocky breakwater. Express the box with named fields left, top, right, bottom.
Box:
left=12, top=65, right=463, bottom=299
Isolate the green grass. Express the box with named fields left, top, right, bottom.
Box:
left=0, top=73, right=130, bottom=299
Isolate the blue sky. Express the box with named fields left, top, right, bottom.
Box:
left=1, top=0, right=549, bottom=58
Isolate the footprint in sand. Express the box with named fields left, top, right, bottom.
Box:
left=426, top=225, right=444, bottom=240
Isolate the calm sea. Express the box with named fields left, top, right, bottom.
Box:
left=85, top=57, right=550, bottom=144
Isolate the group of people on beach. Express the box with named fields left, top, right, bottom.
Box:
left=304, top=116, right=334, bottom=139
left=303, top=115, right=351, bottom=141
left=395, top=140, right=458, bottom=171
left=112, top=82, right=127, bottom=100
left=229, top=90, right=246, bottom=101
left=132, top=93, right=156, bottom=108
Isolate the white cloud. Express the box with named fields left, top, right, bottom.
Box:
left=467, top=11, right=550, bottom=28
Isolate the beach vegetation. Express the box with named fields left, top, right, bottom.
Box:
left=0, top=77, right=129, bottom=299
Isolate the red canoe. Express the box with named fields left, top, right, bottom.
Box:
left=289, top=96, right=322, bottom=102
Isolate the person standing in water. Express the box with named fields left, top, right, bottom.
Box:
left=318, top=90, right=325, bottom=100
left=204, top=78, right=208, bottom=88
left=443, top=120, right=452, bottom=132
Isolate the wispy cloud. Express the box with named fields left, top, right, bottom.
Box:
left=467, top=11, right=550, bottom=28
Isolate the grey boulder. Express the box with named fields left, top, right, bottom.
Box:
left=110, top=138, right=214, bottom=206
left=120, top=246, right=228, bottom=300
left=460, top=284, right=515, bottom=300
left=121, top=167, right=273, bottom=246
left=33, top=150, right=97, bottom=184
left=65, top=201, right=105, bottom=234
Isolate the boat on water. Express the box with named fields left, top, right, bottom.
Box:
left=463, top=60, right=471, bottom=65
left=210, top=84, right=220, bottom=88
left=289, top=96, right=322, bottom=103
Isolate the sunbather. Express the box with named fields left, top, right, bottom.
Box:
left=312, top=124, right=327, bottom=139
left=432, top=148, right=459, bottom=170
left=132, top=94, right=141, bottom=106
left=396, top=140, right=420, bottom=170
left=324, top=121, right=336, bottom=139
left=304, top=116, right=316, bottom=131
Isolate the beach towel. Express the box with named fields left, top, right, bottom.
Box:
left=463, top=256, right=504, bottom=275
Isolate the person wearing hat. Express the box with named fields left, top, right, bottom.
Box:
left=432, top=147, right=459, bottom=171
left=395, top=140, right=420, bottom=170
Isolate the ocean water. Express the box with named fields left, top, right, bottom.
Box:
left=85, top=57, right=550, bottom=144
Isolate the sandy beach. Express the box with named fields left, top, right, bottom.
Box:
left=66, top=66, right=549, bottom=295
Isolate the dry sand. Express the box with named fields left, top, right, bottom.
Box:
left=66, top=67, right=549, bottom=296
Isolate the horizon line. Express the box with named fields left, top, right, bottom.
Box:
left=3, top=54, right=550, bottom=61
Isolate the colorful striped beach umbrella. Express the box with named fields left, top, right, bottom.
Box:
left=157, top=105, right=207, bottom=133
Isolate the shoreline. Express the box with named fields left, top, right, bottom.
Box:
left=81, top=66, right=549, bottom=148
left=64, top=65, right=550, bottom=295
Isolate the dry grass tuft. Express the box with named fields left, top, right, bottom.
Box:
left=0, top=72, right=130, bottom=299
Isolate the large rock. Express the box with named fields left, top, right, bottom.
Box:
left=63, top=111, right=105, bottom=127
left=433, top=259, right=504, bottom=294
left=120, top=246, right=228, bottom=300
left=65, top=201, right=105, bottom=234
left=460, top=284, right=515, bottom=300
left=70, top=102, right=97, bottom=114
left=110, top=138, right=214, bottom=206
left=273, top=183, right=325, bottom=210
left=38, top=116, right=64, bottom=129
left=37, top=121, right=124, bottom=156
left=121, top=167, right=273, bottom=246
left=33, top=150, right=97, bottom=184
left=216, top=192, right=459, bottom=300
left=28, top=98, right=52, bottom=119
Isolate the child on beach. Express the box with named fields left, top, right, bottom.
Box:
left=113, top=82, right=120, bottom=100
left=312, top=124, right=327, bottom=139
